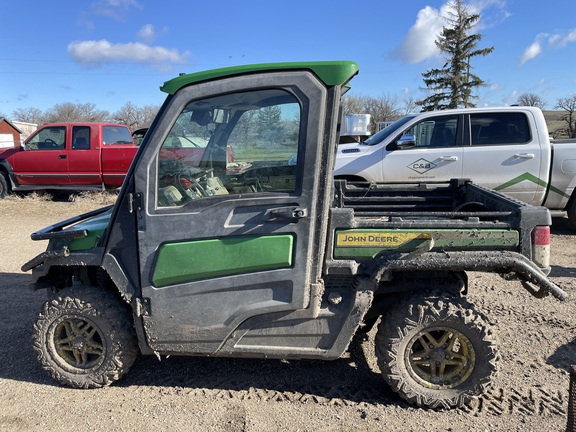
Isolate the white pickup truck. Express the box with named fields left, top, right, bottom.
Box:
left=334, top=106, right=576, bottom=227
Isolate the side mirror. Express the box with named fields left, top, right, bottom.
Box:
left=396, top=134, right=416, bottom=149
left=191, top=109, right=213, bottom=126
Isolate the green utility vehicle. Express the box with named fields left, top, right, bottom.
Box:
left=23, top=61, right=567, bottom=409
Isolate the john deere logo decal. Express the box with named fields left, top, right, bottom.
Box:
left=408, top=158, right=436, bottom=174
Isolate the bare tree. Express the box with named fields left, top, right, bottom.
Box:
left=342, top=95, right=364, bottom=114
left=11, top=107, right=44, bottom=125
left=113, top=102, right=159, bottom=132
left=365, top=93, right=401, bottom=123
left=555, top=95, right=576, bottom=138
left=517, top=93, right=546, bottom=109
left=42, top=102, right=110, bottom=124
left=342, top=93, right=401, bottom=131
left=401, top=96, right=418, bottom=116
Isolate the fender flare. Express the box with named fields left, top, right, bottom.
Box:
left=0, top=158, right=19, bottom=189
left=369, top=250, right=567, bottom=301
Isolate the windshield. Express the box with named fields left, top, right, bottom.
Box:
left=363, top=115, right=416, bottom=146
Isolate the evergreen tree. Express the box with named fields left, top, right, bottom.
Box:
left=417, top=0, right=494, bottom=111
left=256, top=106, right=283, bottom=145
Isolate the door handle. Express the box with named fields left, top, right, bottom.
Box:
left=438, top=156, right=458, bottom=161
left=58, top=155, right=67, bottom=159
left=265, top=206, right=308, bottom=221
left=514, top=153, right=535, bottom=159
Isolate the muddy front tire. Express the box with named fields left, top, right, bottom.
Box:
left=0, top=172, right=9, bottom=198
left=375, top=292, right=498, bottom=409
left=33, top=286, right=138, bottom=389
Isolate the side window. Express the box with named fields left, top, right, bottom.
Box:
left=403, top=115, right=458, bottom=148
left=157, top=89, right=301, bottom=207
left=470, top=113, right=531, bottom=145
left=25, top=127, right=66, bottom=150
left=72, top=126, right=91, bottom=150
left=103, top=126, right=133, bottom=145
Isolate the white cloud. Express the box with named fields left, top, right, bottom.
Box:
left=520, top=39, right=543, bottom=65
left=391, top=6, right=444, bottom=64
left=391, top=1, right=509, bottom=64
left=520, top=28, right=576, bottom=64
left=548, top=28, right=576, bottom=48
left=89, top=0, right=142, bottom=20
left=68, top=40, right=190, bottom=72
left=137, top=24, right=156, bottom=44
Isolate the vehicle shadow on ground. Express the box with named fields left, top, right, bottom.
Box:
left=121, top=333, right=401, bottom=406
left=0, top=271, right=401, bottom=406
left=548, top=337, right=576, bottom=372
left=551, top=216, right=574, bottom=235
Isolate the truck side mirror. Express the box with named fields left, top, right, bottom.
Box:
left=396, top=134, right=416, bottom=150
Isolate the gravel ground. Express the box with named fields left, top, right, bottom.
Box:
left=0, top=195, right=575, bottom=432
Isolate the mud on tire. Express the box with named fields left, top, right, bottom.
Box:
left=33, top=286, right=138, bottom=389
left=375, top=292, right=499, bottom=409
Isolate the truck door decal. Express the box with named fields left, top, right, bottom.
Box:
left=407, top=158, right=437, bottom=174
left=495, top=172, right=570, bottom=199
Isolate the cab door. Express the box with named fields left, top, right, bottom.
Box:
left=12, top=125, right=69, bottom=185
left=66, top=125, right=102, bottom=186
left=379, top=114, right=463, bottom=182
left=134, top=71, right=330, bottom=355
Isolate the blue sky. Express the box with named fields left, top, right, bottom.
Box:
left=1, top=0, right=575, bottom=118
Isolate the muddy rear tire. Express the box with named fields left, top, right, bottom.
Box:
left=375, top=292, right=498, bottom=409
left=33, top=286, right=138, bottom=388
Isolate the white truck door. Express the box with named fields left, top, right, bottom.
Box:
left=462, top=112, right=544, bottom=205
left=380, top=114, right=463, bottom=182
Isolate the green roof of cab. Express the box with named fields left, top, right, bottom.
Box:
left=160, top=61, right=360, bottom=95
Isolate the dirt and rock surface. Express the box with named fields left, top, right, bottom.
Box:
left=1, top=194, right=575, bottom=432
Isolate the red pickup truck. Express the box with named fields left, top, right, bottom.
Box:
left=0, top=122, right=138, bottom=197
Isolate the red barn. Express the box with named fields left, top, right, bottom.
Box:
left=0, top=118, right=22, bottom=148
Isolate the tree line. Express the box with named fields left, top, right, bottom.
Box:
left=4, top=102, right=160, bottom=133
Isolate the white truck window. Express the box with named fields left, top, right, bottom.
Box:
left=404, top=115, right=458, bottom=148
left=470, top=113, right=530, bottom=145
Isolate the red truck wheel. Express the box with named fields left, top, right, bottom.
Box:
left=0, top=173, right=8, bottom=198
left=33, top=286, right=138, bottom=388
left=375, top=292, right=499, bottom=409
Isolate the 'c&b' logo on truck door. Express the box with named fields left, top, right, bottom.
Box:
left=408, top=158, right=437, bottom=174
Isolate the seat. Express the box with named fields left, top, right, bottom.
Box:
left=73, top=137, right=89, bottom=149
left=429, top=126, right=455, bottom=147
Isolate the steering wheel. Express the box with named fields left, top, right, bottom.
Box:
left=44, top=138, right=59, bottom=148
left=176, top=168, right=209, bottom=200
